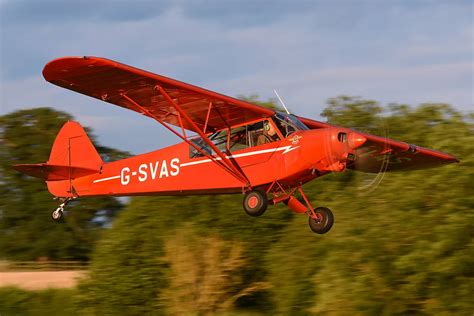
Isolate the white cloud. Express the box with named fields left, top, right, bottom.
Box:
left=1, top=1, right=472, bottom=153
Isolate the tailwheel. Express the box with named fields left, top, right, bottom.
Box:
left=308, top=207, right=334, bottom=234
left=51, top=207, right=64, bottom=222
left=243, top=190, right=268, bottom=217
left=51, top=197, right=72, bottom=222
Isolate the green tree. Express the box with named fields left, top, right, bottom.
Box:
left=76, top=193, right=290, bottom=313
left=238, top=94, right=283, bottom=111
left=0, top=108, right=126, bottom=261
left=321, top=95, right=383, bottom=133
left=6, top=98, right=471, bottom=315
left=161, top=227, right=271, bottom=314
left=267, top=98, right=473, bottom=315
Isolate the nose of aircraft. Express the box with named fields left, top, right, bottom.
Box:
left=347, top=132, right=367, bottom=149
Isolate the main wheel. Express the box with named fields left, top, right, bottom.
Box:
left=243, top=190, right=268, bottom=217
left=308, top=207, right=334, bottom=234
left=51, top=208, right=64, bottom=222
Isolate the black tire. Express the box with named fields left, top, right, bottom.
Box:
left=308, top=207, right=334, bottom=234
left=243, top=190, right=268, bottom=217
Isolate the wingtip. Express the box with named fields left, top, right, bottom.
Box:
left=445, top=155, right=460, bottom=164
left=42, top=56, right=115, bottom=83
left=445, top=152, right=460, bottom=163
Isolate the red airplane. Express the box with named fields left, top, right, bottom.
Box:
left=14, top=57, right=459, bottom=234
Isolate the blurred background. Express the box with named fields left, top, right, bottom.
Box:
left=1, top=1, right=473, bottom=315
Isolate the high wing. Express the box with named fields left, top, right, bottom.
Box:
left=43, top=56, right=279, bottom=185
left=299, top=117, right=459, bottom=173
left=43, top=56, right=274, bottom=133
left=43, top=56, right=458, bottom=174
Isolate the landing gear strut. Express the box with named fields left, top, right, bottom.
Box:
left=51, top=197, right=72, bottom=222
left=294, top=187, right=334, bottom=234
left=244, top=181, right=335, bottom=234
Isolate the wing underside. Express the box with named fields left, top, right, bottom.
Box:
left=43, top=56, right=274, bottom=133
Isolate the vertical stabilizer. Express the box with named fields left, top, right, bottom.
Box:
left=48, top=121, right=102, bottom=170
left=14, top=121, right=102, bottom=197
left=46, top=121, right=102, bottom=197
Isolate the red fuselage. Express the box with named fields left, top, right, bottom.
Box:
left=47, top=127, right=357, bottom=198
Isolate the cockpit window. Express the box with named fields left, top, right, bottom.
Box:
left=189, top=119, right=281, bottom=158
left=190, top=129, right=227, bottom=158
left=273, top=112, right=309, bottom=137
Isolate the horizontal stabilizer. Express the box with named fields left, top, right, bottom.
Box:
left=13, top=163, right=99, bottom=181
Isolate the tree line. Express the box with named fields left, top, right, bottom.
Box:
left=0, top=96, right=472, bottom=315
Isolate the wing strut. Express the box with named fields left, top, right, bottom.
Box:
left=203, top=101, right=212, bottom=134
left=120, top=93, right=250, bottom=186
left=155, top=86, right=251, bottom=185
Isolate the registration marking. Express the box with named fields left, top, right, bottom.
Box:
left=92, top=145, right=299, bottom=183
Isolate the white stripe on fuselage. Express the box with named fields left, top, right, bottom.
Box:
left=179, top=145, right=299, bottom=167
left=92, top=145, right=300, bottom=183
left=92, top=175, right=121, bottom=183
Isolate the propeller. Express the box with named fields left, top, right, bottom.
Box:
left=321, top=122, right=391, bottom=194
left=349, top=122, right=391, bottom=194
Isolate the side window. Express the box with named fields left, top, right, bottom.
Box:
left=190, top=137, right=211, bottom=158
left=210, top=129, right=228, bottom=152
left=248, top=121, right=264, bottom=147
left=190, top=130, right=227, bottom=158
left=228, top=126, right=248, bottom=151
left=189, top=120, right=280, bottom=158
left=251, top=120, right=280, bottom=146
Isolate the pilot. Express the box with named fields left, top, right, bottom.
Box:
left=257, top=121, right=278, bottom=145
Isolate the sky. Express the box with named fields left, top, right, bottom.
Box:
left=1, top=0, right=472, bottom=154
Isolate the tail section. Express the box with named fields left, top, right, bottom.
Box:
left=48, top=121, right=102, bottom=171
left=13, top=121, right=103, bottom=197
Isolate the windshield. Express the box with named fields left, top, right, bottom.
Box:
left=273, top=112, right=309, bottom=137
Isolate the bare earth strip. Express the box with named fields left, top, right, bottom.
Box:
left=0, top=271, right=86, bottom=290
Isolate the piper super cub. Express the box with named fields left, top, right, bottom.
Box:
left=14, top=57, right=459, bottom=234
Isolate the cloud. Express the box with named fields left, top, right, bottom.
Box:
left=211, top=62, right=472, bottom=116
left=0, top=0, right=169, bottom=24
left=1, top=1, right=472, bottom=153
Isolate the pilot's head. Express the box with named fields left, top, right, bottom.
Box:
left=264, top=121, right=276, bottom=136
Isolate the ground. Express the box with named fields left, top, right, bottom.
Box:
left=0, top=271, right=85, bottom=290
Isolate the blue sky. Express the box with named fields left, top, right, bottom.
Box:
left=1, top=0, right=472, bottom=154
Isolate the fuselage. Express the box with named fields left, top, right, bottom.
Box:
left=46, top=126, right=357, bottom=198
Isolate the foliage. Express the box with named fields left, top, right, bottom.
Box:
left=0, top=108, right=126, bottom=261
left=266, top=99, right=474, bottom=315
left=0, top=287, right=77, bottom=316
left=1, top=98, right=473, bottom=315
left=76, top=194, right=288, bottom=314
left=238, top=94, right=283, bottom=111
left=74, top=197, right=169, bottom=315
left=321, top=95, right=383, bottom=132
left=161, top=227, right=271, bottom=314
